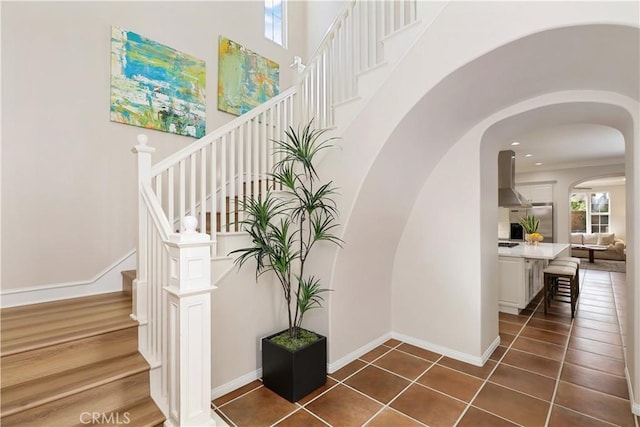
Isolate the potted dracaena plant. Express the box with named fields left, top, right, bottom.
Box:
left=230, top=121, right=342, bottom=402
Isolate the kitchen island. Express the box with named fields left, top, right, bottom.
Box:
left=498, top=242, right=570, bottom=314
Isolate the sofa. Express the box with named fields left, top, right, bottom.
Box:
left=571, top=232, right=626, bottom=261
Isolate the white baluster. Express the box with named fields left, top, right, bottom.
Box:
left=168, top=167, right=174, bottom=229
left=210, top=140, right=217, bottom=251
left=259, top=113, right=266, bottom=197
left=190, top=154, right=196, bottom=221
left=179, top=160, right=186, bottom=232
left=200, top=147, right=207, bottom=235
left=229, top=130, right=236, bottom=231
left=238, top=125, right=245, bottom=223
left=220, top=135, right=227, bottom=232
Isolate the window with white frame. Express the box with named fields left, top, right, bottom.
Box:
left=570, top=192, right=610, bottom=233
left=265, top=0, right=286, bottom=47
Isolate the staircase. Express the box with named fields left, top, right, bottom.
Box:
left=0, top=275, right=164, bottom=427
left=0, top=1, right=430, bottom=424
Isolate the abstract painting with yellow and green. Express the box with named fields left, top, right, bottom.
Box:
left=218, top=36, right=279, bottom=116
left=110, top=26, right=206, bottom=138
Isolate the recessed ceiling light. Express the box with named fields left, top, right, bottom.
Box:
left=535, top=162, right=543, bottom=166
left=525, top=154, right=533, bottom=158
left=510, top=142, right=520, bottom=146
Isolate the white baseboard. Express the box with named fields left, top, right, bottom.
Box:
left=0, top=250, right=136, bottom=308
left=210, top=332, right=394, bottom=401
left=625, top=367, right=640, bottom=415
left=392, top=332, right=498, bottom=367
left=211, top=369, right=263, bottom=401
left=327, top=332, right=392, bottom=374
left=209, top=331, right=501, bottom=405
left=210, top=409, right=229, bottom=426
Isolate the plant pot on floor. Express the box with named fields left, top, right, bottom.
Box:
left=262, top=329, right=327, bottom=402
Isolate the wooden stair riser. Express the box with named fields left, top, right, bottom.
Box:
left=121, top=270, right=135, bottom=297
left=1, top=326, right=138, bottom=388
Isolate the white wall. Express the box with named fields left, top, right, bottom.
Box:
left=212, top=258, right=288, bottom=390
left=392, top=138, right=487, bottom=360
left=1, top=1, right=311, bottom=291
left=305, top=1, right=345, bottom=58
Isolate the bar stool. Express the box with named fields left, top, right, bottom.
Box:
left=543, top=264, right=578, bottom=318
left=550, top=257, right=581, bottom=296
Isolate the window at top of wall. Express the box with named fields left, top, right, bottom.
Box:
left=265, top=0, right=286, bottom=47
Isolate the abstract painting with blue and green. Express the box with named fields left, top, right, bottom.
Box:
left=218, top=36, right=279, bottom=116
left=110, top=26, right=206, bottom=138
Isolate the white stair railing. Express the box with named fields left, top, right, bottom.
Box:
left=300, top=0, right=418, bottom=128
left=132, top=0, right=417, bottom=423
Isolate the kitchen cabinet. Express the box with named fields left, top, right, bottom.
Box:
left=516, top=184, right=553, bottom=203
left=499, top=257, right=525, bottom=313
left=499, top=256, right=545, bottom=314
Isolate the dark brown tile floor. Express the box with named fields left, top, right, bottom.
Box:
left=213, top=268, right=638, bottom=426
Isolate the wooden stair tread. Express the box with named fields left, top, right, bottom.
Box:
left=0, top=371, right=153, bottom=427
left=1, top=353, right=149, bottom=417
left=1, top=301, right=133, bottom=334
left=1, top=317, right=138, bottom=357
left=1, top=292, right=136, bottom=357
left=1, top=292, right=130, bottom=321
left=2, top=327, right=138, bottom=388
left=107, top=397, right=165, bottom=427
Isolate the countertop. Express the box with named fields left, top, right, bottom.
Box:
left=498, top=242, right=570, bottom=260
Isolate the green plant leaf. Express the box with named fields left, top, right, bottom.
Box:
left=230, top=120, right=342, bottom=336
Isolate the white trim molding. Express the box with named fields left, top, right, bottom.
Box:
left=392, top=332, right=500, bottom=367
left=626, top=367, right=640, bottom=416
left=0, top=250, right=136, bottom=308
left=211, top=369, right=263, bottom=401
left=328, top=333, right=393, bottom=374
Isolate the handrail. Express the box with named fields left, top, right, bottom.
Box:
left=151, top=87, right=296, bottom=177
left=305, top=1, right=355, bottom=65
left=140, top=184, right=171, bottom=240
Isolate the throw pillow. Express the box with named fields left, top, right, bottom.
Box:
left=598, top=233, right=616, bottom=246
left=570, top=233, right=583, bottom=244
left=583, top=233, right=598, bottom=244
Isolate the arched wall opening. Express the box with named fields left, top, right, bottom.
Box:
left=478, top=95, right=637, bottom=409
left=328, top=20, right=638, bottom=409
left=324, top=12, right=638, bottom=407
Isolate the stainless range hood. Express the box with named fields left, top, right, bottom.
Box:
left=498, top=150, right=531, bottom=207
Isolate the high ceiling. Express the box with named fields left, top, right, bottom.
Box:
left=504, top=123, right=626, bottom=174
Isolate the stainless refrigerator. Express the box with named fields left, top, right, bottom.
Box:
left=508, top=203, right=554, bottom=242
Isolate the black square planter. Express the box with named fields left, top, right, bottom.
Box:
left=261, top=329, right=327, bottom=402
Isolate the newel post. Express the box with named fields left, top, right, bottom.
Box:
left=131, top=134, right=155, bottom=355
left=165, top=216, right=216, bottom=427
